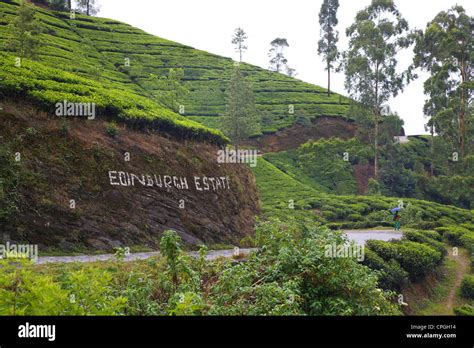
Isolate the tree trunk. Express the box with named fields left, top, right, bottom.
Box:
left=459, top=59, right=466, bottom=158
left=374, top=62, right=380, bottom=179
left=86, top=0, right=90, bottom=16
left=374, top=111, right=379, bottom=179
left=67, top=0, right=71, bottom=10
left=430, top=124, right=434, bottom=176
left=327, top=60, right=331, bottom=97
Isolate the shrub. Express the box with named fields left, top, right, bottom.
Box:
left=0, top=259, right=69, bottom=315
left=434, top=227, right=450, bottom=236
left=454, top=305, right=474, bottom=316
left=399, top=204, right=423, bottom=226
left=366, top=210, right=392, bottom=225
left=367, top=240, right=443, bottom=280
left=366, top=240, right=399, bottom=260
left=105, top=122, right=119, bottom=137
left=444, top=226, right=470, bottom=245
left=460, top=233, right=474, bottom=254
left=460, top=275, right=474, bottom=299
left=347, top=213, right=363, bottom=221
left=322, top=210, right=337, bottom=221
left=403, top=230, right=446, bottom=256
left=168, top=292, right=206, bottom=316
left=0, top=259, right=126, bottom=315
left=393, top=241, right=443, bottom=279
left=361, top=249, right=409, bottom=290
left=210, top=218, right=401, bottom=315
left=460, top=223, right=474, bottom=232
left=122, top=272, right=161, bottom=315
left=420, top=230, right=443, bottom=242
left=62, top=268, right=127, bottom=315
left=414, top=221, right=440, bottom=230
left=25, top=127, right=38, bottom=137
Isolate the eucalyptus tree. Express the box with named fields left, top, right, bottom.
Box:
left=317, top=0, right=340, bottom=96
left=76, top=0, right=99, bottom=16
left=268, top=38, right=289, bottom=73
left=231, top=27, right=248, bottom=63
left=413, top=5, right=473, bottom=159
left=342, top=0, right=416, bottom=178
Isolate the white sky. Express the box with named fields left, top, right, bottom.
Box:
left=95, top=0, right=473, bottom=135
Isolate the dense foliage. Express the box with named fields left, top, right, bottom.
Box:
left=0, top=221, right=401, bottom=316
left=413, top=5, right=473, bottom=159
left=342, top=0, right=416, bottom=178
left=252, top=157, right=474, bottom=230
left=264, top=135, right=474, bottom=209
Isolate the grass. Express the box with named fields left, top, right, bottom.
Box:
left=412, top=257, right=457, bottom=315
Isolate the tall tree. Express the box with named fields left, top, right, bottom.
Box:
left=413, top=5, right=473, bottom=159
left=342, top=0, right=415, bottom=178
left=48, top=0, right=69, bottom=11
left=76, top=0, right=99, bottom=16
left=268, top=38, right=290, bottom=73
left=286, top=66, right=297, bottom=77
left=5, top=1, right=42, bottom=59
left=317, top=0, right=340, bottom=96
left=231, top=27, right=248, bottom=63
left=222, top=67, right=261, bottom=148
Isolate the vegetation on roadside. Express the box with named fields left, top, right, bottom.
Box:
left=0, top=220, right=401, bottom=316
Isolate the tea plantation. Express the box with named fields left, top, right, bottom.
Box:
left=0, top=0, right=352, bottom=136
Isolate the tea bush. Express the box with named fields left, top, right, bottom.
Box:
left=460, top=233, right=474, bottom=254
left=366, top=239, right=443, bottom=280
left=361, top=249, right=409, bottom=290
left=403, top=230, right=446, bottom=256
left=443, top=226, right=471, bottom=245
left=460, top=275, right=474, bottom=299
left=392, top=241, right=443, bottom=279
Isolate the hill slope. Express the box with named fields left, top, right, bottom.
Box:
left=0, top=103, right=259, bottom=251
left=252, top=158, right=474, bottom=229
left=0, top=0, right=352, bottom=137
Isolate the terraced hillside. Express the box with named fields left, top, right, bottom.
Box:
left=252, top=158, right=474, bottom=230
left=0, top=0, right=352, bottom=136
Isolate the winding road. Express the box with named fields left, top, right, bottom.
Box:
left=35, top=229, right=401, bottom=265
left=36, top=248, right=256, bottom=265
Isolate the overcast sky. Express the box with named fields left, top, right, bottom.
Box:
left=95, top=0, right=473, bottom=135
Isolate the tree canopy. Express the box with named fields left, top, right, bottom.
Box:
left=342, top=0, right=416, bottom=178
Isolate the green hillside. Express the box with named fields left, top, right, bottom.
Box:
left=252, top=158, right=474, bottom=230
left=0, top=0, right=351, bottom=137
